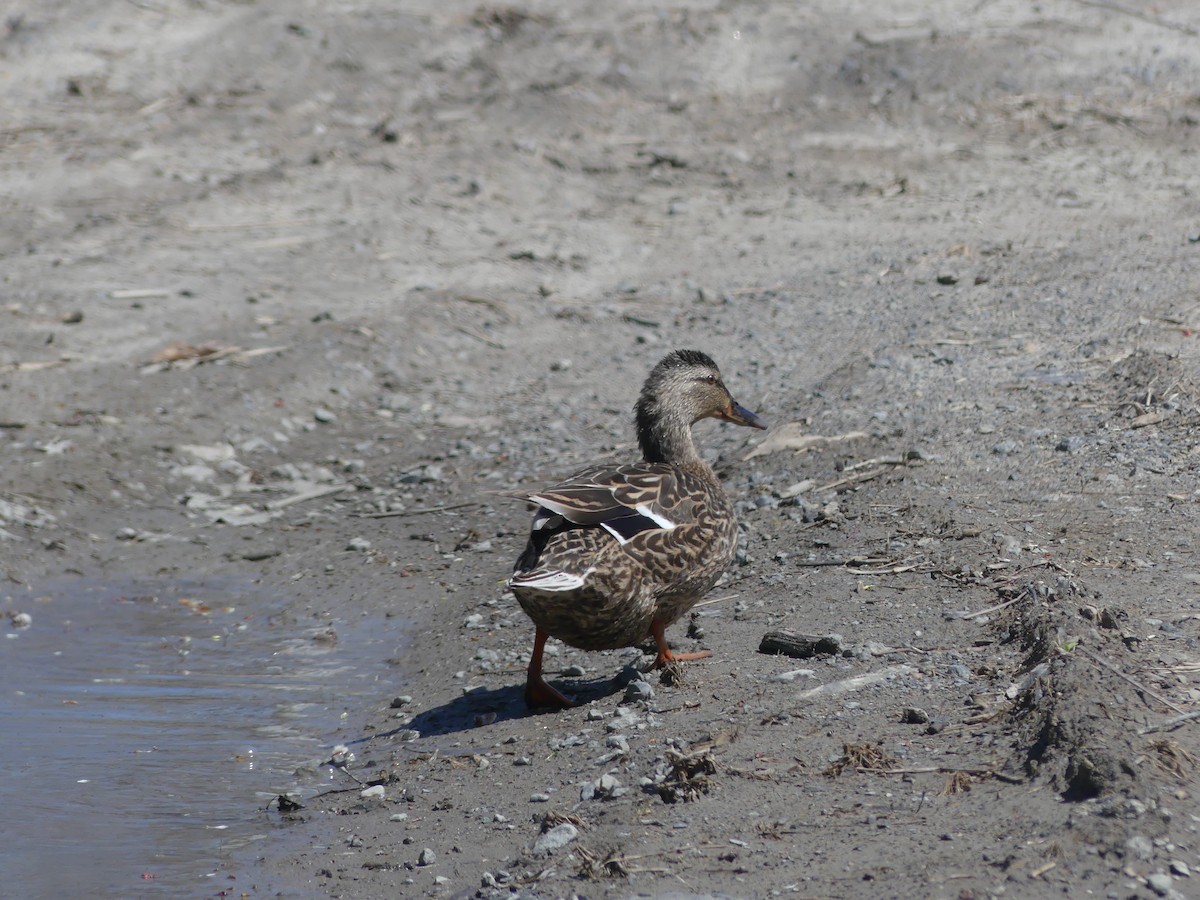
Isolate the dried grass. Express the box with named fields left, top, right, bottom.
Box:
left=823, top=742, right=899, bottom=777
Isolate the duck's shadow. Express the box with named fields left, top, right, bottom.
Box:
left=366, top=675, right=624, bottom=742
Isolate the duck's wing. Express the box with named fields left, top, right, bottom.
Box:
left=525, top=463, right=685, bottom=545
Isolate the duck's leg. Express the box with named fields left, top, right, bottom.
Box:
left=524, top=627, right=577, bottom=709
left=649, top=618, right=713, bottom=669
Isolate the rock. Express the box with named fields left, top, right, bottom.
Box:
left=1170, top=860, right=1191, bottom=877
left=390, top=696, right=413, bottom=708
left=514, top=756, right=531, bottom=766
left=172, top=463, right=218, bottom=482
left=313, top=408, right=336, bottom=423
left=533, top=822, right=578, bottom=855
left=346, top=537, right=372, bottom=552
left=360, top=785, right=385, bottom=801
left=418, top=848, right=436, bottom=866
left=390, top=813, right=408, bottom=822
left=901, top=707, right=930, bottom=724
left=624, top=679, right=655, bottom=702
left=561, top=664, right=586, bottom=677
left=1148, top=872, right=1174, bottom=896
left=607, top=707, right=642, bottom=732
left=770, top=668, right=816, bottom=683
left=529, top=793, right=551, bottom=802
left=585, top=773, right=625, bottom=800
left=1126, top=834, right=1154, bottom=860
left=948, top=664, right=972, bottom=683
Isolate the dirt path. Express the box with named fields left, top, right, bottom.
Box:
left=4, top=1, right=1200, bottom=897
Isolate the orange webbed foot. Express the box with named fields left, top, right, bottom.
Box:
left=649, top=618, right=712, bottom=669
left=651, top=647, right=713, bottom=669
left=524, top=675, right=577, bottom=709
left=524, top=627, right=578, bottom=709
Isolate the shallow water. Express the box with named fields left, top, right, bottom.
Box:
left=0, top=576, right=400, bottom=899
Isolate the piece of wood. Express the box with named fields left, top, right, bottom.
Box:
left=758, top=630, right=841, bottom=659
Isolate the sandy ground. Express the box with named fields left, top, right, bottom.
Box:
left=5, top=1, right=1200, bottom=897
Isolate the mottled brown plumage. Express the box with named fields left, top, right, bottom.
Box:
left=508, top=350, right=767, bottom=708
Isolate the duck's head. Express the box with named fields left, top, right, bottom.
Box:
left=635, top=349, right=767, bottom=464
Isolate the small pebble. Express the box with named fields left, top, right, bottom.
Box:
left=359, top=785, right=385, bottom=801
left=390, top=696, right=413, bottom=708
left=561, top=664, right=586, bottom=677
left=418, top=848, right=437, bottom=866
left=346, top=537, right=371, bottom=552
left=314, top=408, right=336, bottom=423
left=901, top=707, right=930, bottom=724
left=1170, top=860, right=1191, bottom=877
left=390, top=813, right=408, bottom=822
left=529, top=793, right=551, bottom=803
left=514, top=756, right=532, bottom=766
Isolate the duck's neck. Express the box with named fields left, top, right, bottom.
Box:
left=636, top=397, right=701, bottom=466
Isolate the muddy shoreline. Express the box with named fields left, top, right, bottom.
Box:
left=4, top=2, right=1200, bottom=898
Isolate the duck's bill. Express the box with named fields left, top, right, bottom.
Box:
left=719, top=402, right=768, bottom=430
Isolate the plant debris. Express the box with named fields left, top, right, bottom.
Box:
left=575, top=845, right=629, bottom=879
left=655, top=748, right=718, bottom=803
left=824, top=743, right=900, bottom=778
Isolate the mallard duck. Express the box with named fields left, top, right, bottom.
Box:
left=508, top=349, right=767, bottom=708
